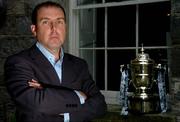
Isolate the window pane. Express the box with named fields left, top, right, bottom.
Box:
left=79, top=8, right=105, bottom=48
left=95, top=50, right=105, bottom=90
left=80, top=50, right=105, bottom=90
left=107, top=50, right=135, bottom=91
left=144, top=49, right=168, bottom=64
left=96, top=8, right=105, bottom=47
left=79, top=49, right=96, bottom=78
left=107, top=5, right=136, bottom=47
left=77, top=0, right=102, bottom=5
left=139, top=1, right=171, bottom=46
left=106, top=0, right=130, bottom=2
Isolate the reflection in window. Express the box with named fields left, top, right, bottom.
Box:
left=79, top=8, right=105, bottom=48
left=80, top=50, right=105, bottom=90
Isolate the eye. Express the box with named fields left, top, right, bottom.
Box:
left=57, top=21, right=62, bottom=24
left=42, top=20, right=49, bottom=25
left=57, top=19, right=65, bottom=25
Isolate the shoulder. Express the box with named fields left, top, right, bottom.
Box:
left=64, top=53, right=86, bottom=63
left=64, top=53, right=88, bottom=67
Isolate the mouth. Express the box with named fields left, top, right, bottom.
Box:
left=49, top=34, right=59, bottom=39
left=50, top=36, right=58, bottom=38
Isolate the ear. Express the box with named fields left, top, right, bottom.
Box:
left=31, top=25, right=37, bottom=37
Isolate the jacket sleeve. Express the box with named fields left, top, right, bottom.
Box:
left=69, top=60, right=107, bottom=121
left=4, top=56, right=83, bottom=115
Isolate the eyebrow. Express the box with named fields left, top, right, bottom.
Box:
left=39, top=17, right=65, bottom=21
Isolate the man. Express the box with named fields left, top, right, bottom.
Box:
left=4, top=1, right=107, bottom=122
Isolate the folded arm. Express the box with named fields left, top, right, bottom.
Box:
left=4, top=55, right=107, bottom=121
left=4, top=56, right=82, bottom=115
left=28, top=79, right=87, bottom=104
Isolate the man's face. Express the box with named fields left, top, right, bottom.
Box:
left=31, top=6, right=66, bottom=52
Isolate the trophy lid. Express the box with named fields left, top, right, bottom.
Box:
left=131, top=45, right=154, bottom=64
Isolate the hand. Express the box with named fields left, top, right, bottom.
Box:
left=76, top=91, right=87, bottom=101
left=28, top=79, right=43, bottom=89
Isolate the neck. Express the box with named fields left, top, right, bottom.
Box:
left=49, top=48, right=61, bottom=61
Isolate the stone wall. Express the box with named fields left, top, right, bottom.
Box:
left=0, top=0, right=67, bottom=121
left=171, top=0, right=180, bottom=120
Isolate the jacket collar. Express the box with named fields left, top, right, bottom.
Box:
left=29, top=44, right=61, bottom=86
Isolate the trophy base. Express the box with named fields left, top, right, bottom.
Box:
left=128, top=94, right=160, bottom=114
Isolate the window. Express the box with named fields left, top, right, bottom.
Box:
left=69, top=0, right=171, bottom=104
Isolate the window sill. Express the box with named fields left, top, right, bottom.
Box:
left=93, top=104, right=177, bottom=122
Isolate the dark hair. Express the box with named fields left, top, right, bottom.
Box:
left=31, top=1, right=66, bottom=25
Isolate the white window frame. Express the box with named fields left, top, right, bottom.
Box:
left=68, top=0, right=170, bottom=104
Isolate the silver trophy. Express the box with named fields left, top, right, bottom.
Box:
left=120, top=46, right=167, bottom=114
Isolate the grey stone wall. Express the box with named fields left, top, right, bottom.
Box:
left=0, top=0, right=67, bottom=121
left=171, top=0, right=180, bottom=118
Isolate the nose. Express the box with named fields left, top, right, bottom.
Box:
left=50, top=22, right=57, bottom=30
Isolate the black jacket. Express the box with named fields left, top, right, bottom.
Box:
left=4, top=44, right=107, bottom=122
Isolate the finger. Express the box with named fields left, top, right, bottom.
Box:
left=28, top=82, right=43, bottom=89
left=28, top=82, right=41, bottom=87
left=31, top=79, right=38, bottom=83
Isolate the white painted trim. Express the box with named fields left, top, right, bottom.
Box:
left=73, top=0, right=170, bottom=10
left=136, top=5, right=139, bottom=55
left=105, top=7, right=108, bottom=91
left=68, top=0, right=79, bottom=56
left=79, top=46, right=171, bottom=50
left=101, top=90, right=120, bottom=105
